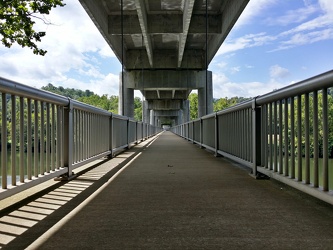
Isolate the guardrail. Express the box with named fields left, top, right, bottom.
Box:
left=172, top=70, right=333, bottom=205
left=0, top=77, right=161, bottom=200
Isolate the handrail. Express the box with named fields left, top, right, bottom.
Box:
left=256, top=70, right=333, bottom=105
left=0, top=76, right=69, bottom=105
left=0, top=77, right=162, bottom=200
left=172, top=70, right=333, bottom=205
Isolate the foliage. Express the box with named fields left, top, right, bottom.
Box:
left=42, top=83, right=94, bottom=100
left=134, top=97, right=143, bottom=121
left=292, top=93, right=333, bottom=158
left=78, top=94, right=119, bottom=113
left=188, top=93, right=198, bottom=120
left=214, top=96, right=251, bottom=112
left=0, top=0, right=65, bottom=55
left=42, top=84, right=147, bottom=120
left=188, top=93, right=251, bottom=120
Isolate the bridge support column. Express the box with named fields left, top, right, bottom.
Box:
left=198, top=71, right=213, bottom=117
left=142, top=100, right=149, bottom=123
left=150, top=109, right=155, bottom=126
left=119, top=72, right=134, bottom=118
left=183, top=100, right=190, bottom=122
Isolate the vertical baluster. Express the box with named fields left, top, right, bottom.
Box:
left=51, top=104, right=55, bottom=171
left=34, top=100, right=39, bottom=177
left=269, top=102, right=273, bottom=170
left=82, top=112, right=84, bottom=159
left=279, top=100, right=283, bottom=174
left=274, top=101, right=278, bottom=172
left=57, top=106, right=62, bottom=168
left=284, top=98, right=289, bottom=176
left=46, top=103, right=50, bottom=173
left=11, top=95, right=16, bottom=186
left=305, top=93, right=310, bottom=184
left=74, top=109, right=78, bottom=162
left=322, top=88, right=328, bottom=191
left=290, top=96, right=295, bottom=179
left=2, top=93, right=8, bottom=189
left=261, top=104, right=267, bottom=168
left=313, top=91, right=319, bottom=187
left=297, top=95, right=302, bottom=182
left=87, top=113, right=90, bottom=157
left=40, top=101, right=45, bottom=175
left=79, top=110, right=82, bottom=161
left=238, top=112, right=241, bottom=158
left=20, top=97, right=24, bottom=183
left=249, top=108, right=252, bottom=163
left=27, top=99, right=32, bottom=179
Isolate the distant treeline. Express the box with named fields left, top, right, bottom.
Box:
left=42, top=84, right=250, bottom=121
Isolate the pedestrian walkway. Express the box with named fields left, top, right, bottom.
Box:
left=2, top=132, right=333, bottom=249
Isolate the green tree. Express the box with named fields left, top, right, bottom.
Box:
left=134, top=97, right=142, bottom=121
left=42, top=83, right=94, bottom=99
left=213, top=96, right=251, bottom=112
left=188, top=93, right=198, bottom=120
left=0, top=0, right=65, bottom=55
left=214, top=97, right=228, bottom=112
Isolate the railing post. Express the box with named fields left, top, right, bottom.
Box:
left=109, top=114, right=113, bottom=159
left=192, top=122, right=195, bottom=144
left=252, top=98, right=261, bottom=177
left=200, top=118, right=204, bottom=148
left=214, top=112, right=219, bottom=157
left=126, top=118, right=130, bottom=149
left=2, top=93, right=7, bottom=189
left=60, top=99, right=75, bottom=180
left=135, top=121, right=138, bottom=144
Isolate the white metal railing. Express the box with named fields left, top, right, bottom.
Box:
left=172, top=70, right=333, bottom=205
left=0, top=77, right=161, bottom=200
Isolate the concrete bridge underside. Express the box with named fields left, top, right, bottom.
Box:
left=79, top=0, right=249, bottom=125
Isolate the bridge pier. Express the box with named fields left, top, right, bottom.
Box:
left=198, top=71, right=213, bottom=117
left=119, top=73, right=134, bottom=117
left=119, top=70, right=213, bottom=123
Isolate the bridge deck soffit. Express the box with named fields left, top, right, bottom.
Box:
left=79, top=0, right=249, bottom=70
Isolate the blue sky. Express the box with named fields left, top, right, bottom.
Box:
left=0, top=0, right=332, bottom=98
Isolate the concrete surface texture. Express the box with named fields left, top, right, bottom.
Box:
left=2, top=132, right=333, bottom=249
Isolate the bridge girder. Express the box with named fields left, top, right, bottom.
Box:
left=79, top=0, right=250, bottom=70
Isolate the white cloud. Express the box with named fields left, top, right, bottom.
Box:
left=234, top=0, right=278, bottom=28
left=265, top=5, right=318, bottom=26
left=0, top=0, right=118, bottom=96
left=270, top=65, right=290, bottom=79
left=216, top=62, right=228, bottom=69
left=217, top=33, right=276, bottom=56
left=319, top=0, right=333, bottom=16
left=213, top=72, right=290, bottom=98
left=230, top=67, right=241, bottom=74
left=217, top=0, right=333, bottom=56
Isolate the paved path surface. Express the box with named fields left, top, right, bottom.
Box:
left=2, top=132, right=333, bottom=249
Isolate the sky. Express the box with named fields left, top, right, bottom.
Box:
left=0, top=0, right=332, bottom=99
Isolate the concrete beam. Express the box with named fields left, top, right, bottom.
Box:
left=144, top=90, right=191, bottom=100
left=108, top=14, right=221, bottom=35
left=178, top=0, right=195, bottom=68
left=124, top=70, right=208, bottom=89
left=148, top=100, right=181, bottom=110
left=188, top=14, right=222, bottom=34
left=126, top=49, right=205, bottom=69
left=135, top=0, right=153, bottom=67
left=154, top=110, right=181, bottom=117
